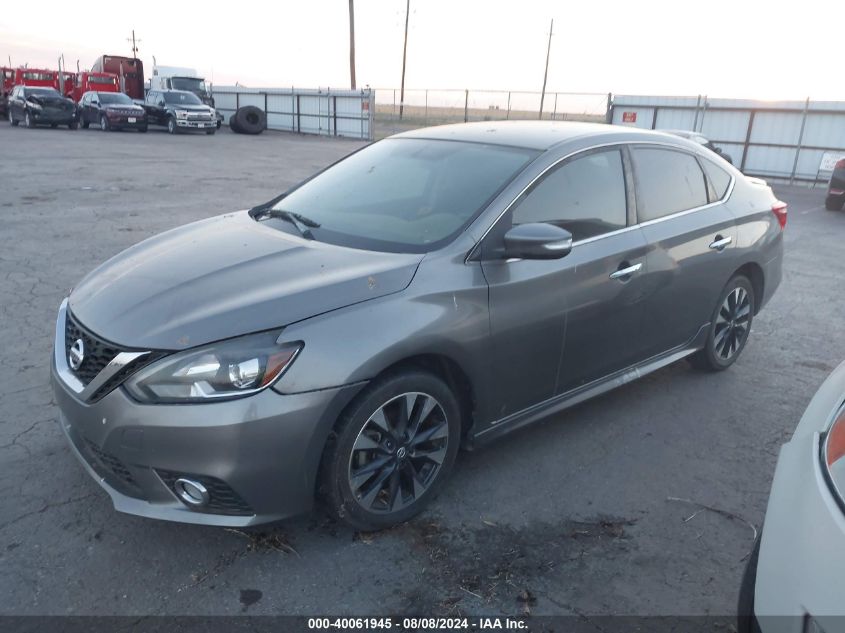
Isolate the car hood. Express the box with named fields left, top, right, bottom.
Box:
left=68, top=211, right=423, bottom=350
left=28, top=95, right=72, bottom=108
left=174, top=104, right=212, bottom=112
left=104, top=103, right=144, bottom=112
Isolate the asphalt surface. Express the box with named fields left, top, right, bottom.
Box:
left=1, top=123, right=844, bottom=621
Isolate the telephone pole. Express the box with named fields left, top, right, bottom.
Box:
left=127, top=30, right=141, bottom=58
left=349, top=0, right=357, bottom=89
left=539, top=18, right=553, bottom=120
left=399, top=0, right=410, bottom=119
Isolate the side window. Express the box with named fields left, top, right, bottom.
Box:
left=701, top=158, right=732, bottom=200
left=81, top=93, right=90, bottom=105
left=631, top=148, right=708, bottom=221
left=512, top=149, right=627, bottom=241
left=146, top=91, right=156, bottom=104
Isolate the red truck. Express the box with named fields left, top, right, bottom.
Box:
left=65, top=71, right=120, bottom=102
left=91, top=55, right=144, bottom=100
left=13, top=68, right=57, bottom=88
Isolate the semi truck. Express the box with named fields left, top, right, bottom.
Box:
left=0, top=67, right=13, bottom=115
left=90, top=55, right=145, bottom=100
left=67, top=72, right=120, bottom=102
left=149, top=63, right=222, bottom=127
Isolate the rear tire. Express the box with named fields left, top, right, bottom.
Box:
left=138, top=125, right=148, bottom=133
left=320, top=370, right=461, bottom=531
left=689, top=275, right=755, bottom=371
left=68, top=120, right=78, bottom=130
left=205, top=129, right=215, bottom=135
left=825, top=195, right=844, bottom=211
left=50, top=123, right=58, bottom=128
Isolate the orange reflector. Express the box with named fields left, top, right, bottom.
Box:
left=260, top=347, right=300, bottom=387
left=826, top=410, right=845, bottom=467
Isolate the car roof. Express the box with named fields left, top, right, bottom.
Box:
left=392, top=120, right=678, bottom=151
left=660, top=129, right=706, bottom=139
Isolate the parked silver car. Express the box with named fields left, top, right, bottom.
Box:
left=739, top=360, right=845, bottom=632
left=51, top=122, right=785, bottom=530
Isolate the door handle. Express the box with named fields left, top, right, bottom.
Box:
left=709, top=235, right=732, bottom=251
left=609, top=263, right=642, bottom=280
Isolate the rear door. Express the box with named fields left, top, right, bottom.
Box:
left=632, top=146, right=738, bottom=357
left=480, top=146, right=651, bottom=416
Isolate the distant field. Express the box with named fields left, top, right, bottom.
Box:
left=374, top=103, right=606, bottom=138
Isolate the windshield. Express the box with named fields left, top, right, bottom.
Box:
left=26, top=88, right=61, bottom=98
left=163, top=91, right=202, bottom=105
left=269, top=138, right=538, bottom=253
left=99, top=93, right=132, bottom=104
left=171, top=77, right=207, bottom=93
left=90, top=75, right=117, bottom=85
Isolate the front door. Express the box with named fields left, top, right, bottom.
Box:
left=479, top=146, right=650, bottom=419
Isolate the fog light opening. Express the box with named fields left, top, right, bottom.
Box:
left=174, top=478, right=210, bottom=507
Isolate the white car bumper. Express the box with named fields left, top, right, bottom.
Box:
left=754, top=361, right=845, bottom=633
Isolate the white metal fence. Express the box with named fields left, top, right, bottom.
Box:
left=611, top=95, right=845, bottom=183
left=211, top=86, right=374, bottom=140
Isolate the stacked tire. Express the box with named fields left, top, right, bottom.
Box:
left=229, top=106, right=266, bottom=135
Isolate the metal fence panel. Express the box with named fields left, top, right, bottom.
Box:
left=211, top=86, right=372, bottom=140
left=611, top=94, right=845, bottom=182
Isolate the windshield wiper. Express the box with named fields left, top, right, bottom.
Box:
left=259, top=208, right=321, bottom=239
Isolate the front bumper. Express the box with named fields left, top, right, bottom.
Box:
left=753, top=365, right=845, bottom=632
left=106, top=113, right=147, bottom=128
left=32, top=109, right=75, bottom=124
left=177, top=118, right=216, bottom=129
left=51, top=332, right=363, bottom=526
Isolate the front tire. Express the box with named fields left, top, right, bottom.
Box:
left=99, top=114, right=109, bottom=131
left=25, top=112, right=35, bottom=128
left=320, top=370, right=461, bottom=531
left=9, top=110, right=18, bottom=126
left=825, top=195, right=844, bottom=211
left=167, top=116, right=178, bottom=134
left=80, top=115, right=89, bottom=129
left=689, top=275, right=755, bottom=371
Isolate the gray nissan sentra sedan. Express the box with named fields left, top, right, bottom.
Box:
left=51, top=122, right=785, bottom=531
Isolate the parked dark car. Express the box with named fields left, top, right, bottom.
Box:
left=52, top=122, right=785, bottom=531
left=7, top=86, right=77, bottom=129
left=78, top=91, right=147, bottom=132
left=825, top=158, right=845, bottom=210
left=142, top=89, right=216, bottom=134
left=662, top=129, right=733, bottom=164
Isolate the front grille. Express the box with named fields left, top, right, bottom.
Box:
left=187, top=113, right=213, bottom=121
left=65, top=313, right=120, bottom=385
left=156, top=470, right=254, bottom=516
left=84, top=438, right=138, bottom=489
left=63, top=311, right=164, bottom=401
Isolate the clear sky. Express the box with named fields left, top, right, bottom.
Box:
left=0, top=0, right=839, bottom=101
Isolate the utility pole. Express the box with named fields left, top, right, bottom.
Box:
left=127, top=30, right=141, bottom=58
left=348, top=0, right=357, bottom=89
left=539, top=18, right=553, bottom=120
left=399, top=0, right=410, bottom=119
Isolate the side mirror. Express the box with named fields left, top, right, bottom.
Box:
left=504, top=223, right=573, bottom=260
left=158, top=100, right=165, bottom=108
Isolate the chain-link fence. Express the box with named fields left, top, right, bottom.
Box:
left=373, top=88, right=611, bottom=139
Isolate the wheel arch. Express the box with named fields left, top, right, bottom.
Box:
left=733, top=262, right=764, bottom=315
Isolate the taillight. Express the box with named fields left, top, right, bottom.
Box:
left=827, top=409, right=845, bottom=467
left=835, top=158, right=845, bottom=170
left=772, top=201, right=787, bottom=230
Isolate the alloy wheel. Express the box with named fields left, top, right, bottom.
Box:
left=714, top=286, right=751, bottom=360
left=100, top=115, right=107, bottom=131
left=347, top=392, right=449, bottom=514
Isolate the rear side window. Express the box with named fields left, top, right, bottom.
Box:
left=700, top=158, right=732, bottom=200
left=632, top=148, right=708, bottom=221
left=512, top=149, right=627, bottom=240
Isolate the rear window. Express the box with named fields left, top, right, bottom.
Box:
left=632, top=148, right=709, bottom=221
left=701, top=158, right=732, bottom=200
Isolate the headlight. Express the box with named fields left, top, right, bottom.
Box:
left=823, top=405, right=845, bottom=503
left=176, top=110, right=188, bottom=119
left=124, top=331, right=302, bottom=404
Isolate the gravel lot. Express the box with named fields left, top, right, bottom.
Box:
left=1, top=123, right=844, bottom=622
